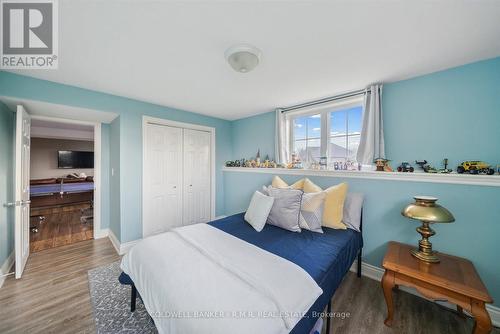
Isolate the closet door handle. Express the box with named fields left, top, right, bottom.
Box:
left=173, top=186, right=177, bottom=189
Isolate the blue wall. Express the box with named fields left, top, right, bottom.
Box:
left=0, top=71, right=233, bottom=243
left=232, top=111, right=276, bottom=161
left=384, top=57, right=500, bottom=168
left=225, top=57, right=500, bottom=306
left=0, top=102, right=14, bottom=269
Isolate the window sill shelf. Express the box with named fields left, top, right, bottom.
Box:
left=221, top=166, right=500, bottom=187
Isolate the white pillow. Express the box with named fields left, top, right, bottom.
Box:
left=244, top=191, right=275, bottom=232
left=342, top=193, right=364, bottom=232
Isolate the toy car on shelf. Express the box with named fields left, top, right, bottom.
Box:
left=397, top=162, right=414, bottom=172
left=456, top=161, right=495, bottom=175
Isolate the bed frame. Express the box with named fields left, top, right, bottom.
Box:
left=119, top=211, right=364, bottom=334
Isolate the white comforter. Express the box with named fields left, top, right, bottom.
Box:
left=120, top=223, right=322, bottom=334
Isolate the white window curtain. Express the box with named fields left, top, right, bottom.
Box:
left=275, top=109, right=290, bottom=164
left=356, top=84, right=385, bottom=164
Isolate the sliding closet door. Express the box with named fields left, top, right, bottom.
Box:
left=183, top=129, right=211, bottom=225
left=143, top=124, right=183, bottom=237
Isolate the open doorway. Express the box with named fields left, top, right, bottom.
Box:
left=0, top=98, right=114, bottom=279
left=29, top=119, right=95, bottom=252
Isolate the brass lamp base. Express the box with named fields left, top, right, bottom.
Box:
left=411, top=248, right=439, bottom=263
left=411, top=221, right=440, bottom=263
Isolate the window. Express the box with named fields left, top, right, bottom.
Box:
left=292, top=114, right=321, bottom=163
left=288, top=98, right=363, bottom=168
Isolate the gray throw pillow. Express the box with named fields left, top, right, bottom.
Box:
left=342, top=193, right=364, bottom=232
left=266, top=187, right=303, bottom=232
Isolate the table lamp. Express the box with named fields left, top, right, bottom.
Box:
left=401, top=196, right=455, bottom=263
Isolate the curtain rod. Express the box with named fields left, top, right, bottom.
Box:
left=279, top=87, right=370, bottom=113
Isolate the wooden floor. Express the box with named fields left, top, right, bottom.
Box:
left=0, top=238, right=120, bottom=334
left=30, top=203, right=94, bottom=252
left=0, top=238, right=498, bottom=334
left=327, top=272, right=500, bottom=334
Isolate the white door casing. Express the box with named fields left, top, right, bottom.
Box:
left=143, top=124, right=183, bottom=237
left=183, top=129, right=211, bottom=225
left=14, top=105, right=31, bottom=279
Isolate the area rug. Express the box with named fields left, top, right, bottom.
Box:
left=88, top=261, right=157, bottom=334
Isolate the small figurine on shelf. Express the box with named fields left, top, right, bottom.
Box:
left=374, top=158, right=392, bottom=172
left=256, top=149, right=261, bottom=167
left=415, top=160, right=428, bottom=170
left=440, top=158, right=452, bottom=173
left=397, top=162, right=414, bottom=172
left=415, top=160, right=437, bottom=173
left=319, top=156, right=327, bottom=170
left=287, top=153, right=303, bottom=169
left=345, top=160, right=359, bottom=171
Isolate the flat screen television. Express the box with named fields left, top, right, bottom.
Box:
left=58, top=151, right=94, bottom=169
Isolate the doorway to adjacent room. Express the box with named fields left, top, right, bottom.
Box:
left=29, top=118, right=96, bottom=252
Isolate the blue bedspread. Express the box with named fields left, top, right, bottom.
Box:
left=209, top=213, right=362, bottom=334
left=30, top=182, right=94, bottom=196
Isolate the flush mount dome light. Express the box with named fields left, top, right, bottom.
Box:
left=225, top=45, right=261, bottom=73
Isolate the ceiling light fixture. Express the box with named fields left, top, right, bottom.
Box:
left=225, top=44, right=261, bottom=73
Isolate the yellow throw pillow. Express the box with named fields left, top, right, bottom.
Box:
left=303, top=178, right=322, bottom=193
left=271, top=175, right=289, bottom=188
left=322, top=183, right=348, bottom=229
left=290, top=178, right=305, bottom=190
left=271, top=176, right=305, bottom=190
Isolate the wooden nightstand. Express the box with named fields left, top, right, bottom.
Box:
left=382, top=241, right=493, bottom=334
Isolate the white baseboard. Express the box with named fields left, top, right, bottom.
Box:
left=214, top=215, right=227, bottom=220
left=349, top=260, right=500, bottom=327
left=120, top=239, right=140, bottom=254
left=108, top=230, right=140, bottom=255
left=108, top=229, right=121, bottom=255
left=94, top=228, right=109, bottom=239
left=0, top=251, right=15, bottom=289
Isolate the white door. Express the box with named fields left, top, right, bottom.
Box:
left=183, top=129, right=211, bottom=225
left=143, top=124, right=183, bottom=237
left=14, top=105, right=31, bottom=279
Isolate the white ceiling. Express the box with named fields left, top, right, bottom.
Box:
left=7, top=0, right=500, bottom=120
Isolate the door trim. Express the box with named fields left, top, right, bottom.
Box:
left=29, top=115, right=103, bottom=240
left=142, top=116, right=216, bottom=237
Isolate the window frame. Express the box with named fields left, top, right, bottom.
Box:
left=287, top=96, right=364, bottom=165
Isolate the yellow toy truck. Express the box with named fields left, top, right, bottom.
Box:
left=456, top=161, right=495, bottom=175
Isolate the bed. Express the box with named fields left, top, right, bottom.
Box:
left=119, top=212, right=362, bottom=334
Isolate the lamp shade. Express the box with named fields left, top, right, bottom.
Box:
left=225, top=45, right=261, bottom=73
left=402, top=196, right=455, bottom=223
